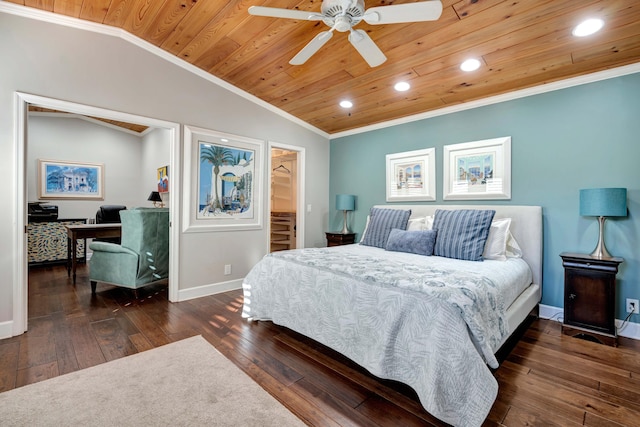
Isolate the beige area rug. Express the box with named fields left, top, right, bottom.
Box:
left=0, top=335, right=305, bottom=426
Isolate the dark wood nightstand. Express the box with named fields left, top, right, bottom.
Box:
left=325, top=232, right=356, bottom=247
left=560, top=252, right=624, bottom=347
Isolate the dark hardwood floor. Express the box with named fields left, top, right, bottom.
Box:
left=1, top=264, right=639, bottom=426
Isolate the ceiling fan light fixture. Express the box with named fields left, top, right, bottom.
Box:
left=394, top=81, right=411, bottom=92
left=572, top=18, right=604, bottom=37
left=460, top=58, right=481, bottom=72
left=339, top=100, right=353, bottom=109
left=250, top=0, right=444, bottom=68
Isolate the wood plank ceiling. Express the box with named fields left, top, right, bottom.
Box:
left=28, top=106, right=149, bottom=134
left=6, top=0, right=640, bottom=135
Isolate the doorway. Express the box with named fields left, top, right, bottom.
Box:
left=269, top=143, right=305, bottom=253
left=13, top=92, right=181, bottom=336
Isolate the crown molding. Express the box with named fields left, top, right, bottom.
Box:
left=0, top=2, right=330, bottom=140
left=0, top=1, right=121, bottom=36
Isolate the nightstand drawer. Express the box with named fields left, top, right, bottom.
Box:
left=325, top=232, right=355, bottom=247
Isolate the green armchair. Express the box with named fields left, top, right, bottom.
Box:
left=89, top=208, right=169, bottom=294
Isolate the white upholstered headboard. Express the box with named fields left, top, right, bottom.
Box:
left=372, top=205, right=543, bottom=287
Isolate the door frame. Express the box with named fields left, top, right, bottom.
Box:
left=12, top=92, right=181, bottom=336
left=267, top=141, right=306, bottom=252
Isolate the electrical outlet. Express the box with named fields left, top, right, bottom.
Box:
left=626, top=298, right=639, bottom=314
left=224, top=264, right=232, bottom=275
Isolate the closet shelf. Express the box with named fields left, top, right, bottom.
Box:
left=270, top=212, right=296, bottom=252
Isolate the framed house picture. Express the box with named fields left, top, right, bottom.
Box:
left=38, top=159, right=104, bottom=200
left=183, top=126, right=263, bottom=232
left=386, top=148, right=436, bottom=202
left=442, top=136, right=511, bottom=200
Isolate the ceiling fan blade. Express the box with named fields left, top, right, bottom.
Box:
left=248, top=6, right=323, bottom=21
left=348, top=29, right=387, bottom=67
left=363, top=1, right=443, bottom=25
left=290, top=31, right=334, bottom=65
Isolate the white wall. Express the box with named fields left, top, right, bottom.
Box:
left=141, top=127, right=171, bottom=208
left=0, top=9, right=330, bottom=329
left=27, top=115, right=145, bottom=219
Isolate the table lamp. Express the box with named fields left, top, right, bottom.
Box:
left=336, top=194, right=355, bottom=234
left=579, top=188, right=627, bottom=258
left=148, top=191, right=164, bottom=208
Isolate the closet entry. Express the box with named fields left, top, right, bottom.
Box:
left=270, top=148, right=297, bottom=252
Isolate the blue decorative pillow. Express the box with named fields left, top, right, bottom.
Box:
left=386, top=228, right=437, bottom=256
left=433, top=209, right=496, bottom=261
left=360, top=208, right=411, bottom=249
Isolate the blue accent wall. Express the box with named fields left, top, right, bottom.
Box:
left=330, top=72, right=640, bottom=323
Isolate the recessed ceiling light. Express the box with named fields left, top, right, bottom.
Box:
left=339, top=100, right=353, bottom=108
left=572, top=18, right=604, bottom=37
left=460, top=58, right=481, bottom=72
left=221, top=138, right=229, bottom=142
left=394, top=81, right=411, bottom=92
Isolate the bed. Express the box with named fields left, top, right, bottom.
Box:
left=242, top=205, right=542, bottom=426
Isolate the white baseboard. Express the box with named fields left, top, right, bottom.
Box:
left=177, top=278, right=243, bottom=302
left=539, top=304, right=640, bottom=341
left=616, top=318, right=640, bottom=340
left=539, top=304, right=564, bottom=322
left=0, top=320, right=14, bottom=340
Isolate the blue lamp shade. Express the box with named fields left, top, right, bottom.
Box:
left=336, top=194, right=355, bottom=235
left=336, top=194, right=355, bottom=211
left=579, top=188, right=627, bottom=217
left=579, top=187, right=627, bottom=258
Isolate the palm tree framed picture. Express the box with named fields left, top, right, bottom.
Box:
left=183, top=126, right=263, bottom=232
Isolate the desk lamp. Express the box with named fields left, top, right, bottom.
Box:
left=336, top=194, right=355, bottom=234
left=148, top=191, right=164, bottom=208
left=579, top=188, right=627, bottom=258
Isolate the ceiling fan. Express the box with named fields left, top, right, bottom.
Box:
left=248, top=0, right=443, bottom=67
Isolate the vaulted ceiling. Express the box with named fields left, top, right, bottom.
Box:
left=29, top=106, right=149, bottom=134
left=6, top=0, right=640, bottom=135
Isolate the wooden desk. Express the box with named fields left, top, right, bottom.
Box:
left=65, top=224, right=121, bottom=284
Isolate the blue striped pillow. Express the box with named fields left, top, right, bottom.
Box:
left=433, top=209, right=496, bottom=261
left=361, top=208, right=411, bottom=249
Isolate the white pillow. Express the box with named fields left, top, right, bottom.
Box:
left=505, top=231, right=523, bottom=258
left=360, top=215, right=370, bottom=242
left=483, top=218, right=511, bottom=261
left=425, top=215, right=434, bottom=230
left=404, top=215, right=434, bottom=231
left=407, top=217, right=426, bottom=231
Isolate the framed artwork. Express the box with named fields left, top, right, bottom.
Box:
left=386, top=148, right=436, bottom=202
left=157, top=165, right=169, bottom=193
left=183, top=125, right=263, bottom=232
left=38, top=159, right=104, bottom=200
left=443, top=136, right=511, bottom=200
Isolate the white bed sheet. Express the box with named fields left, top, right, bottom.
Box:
left=346, top=243, right=533, bottom=309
